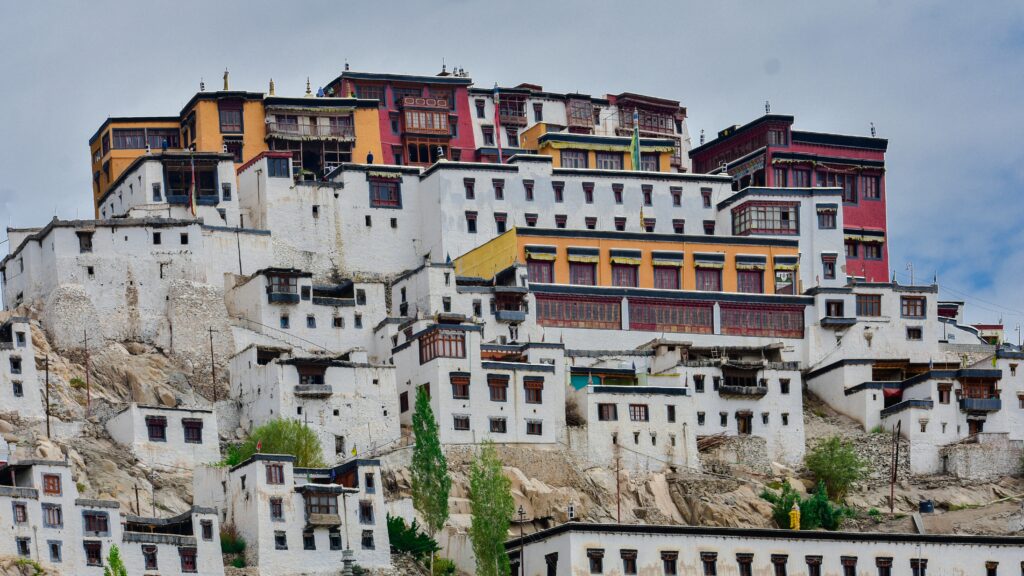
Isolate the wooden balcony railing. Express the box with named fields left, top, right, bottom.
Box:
left=266, top=122, right=355, bottom=140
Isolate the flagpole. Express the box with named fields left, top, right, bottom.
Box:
left=494, top=84, right=503, bottom=164
left=631, top=108, right=641, bottom=171
left=189, top=151, right=197, bottom=217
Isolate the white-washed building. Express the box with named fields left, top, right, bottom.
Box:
left=391, top=318, right=566, bottom=445
left=0, top=317, right=43, bottom=420
left=508, top=521, right=1024, bottom=576
left=225, top=267, right=386, bottom=357
left=96, top=151, right=241, bottom=227
left=194, top=455, right=390, bottom=575
left=105, top=403, right=221, bottom=471
left=0, top=457, right=222, bottom=575
left=229, top=344, right=400, bottom=463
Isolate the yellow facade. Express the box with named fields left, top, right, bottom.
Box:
left=519, top=122, right=674, bottom=172
left=456, top=229, right=800, bottom=294
left=352, top=107, right=383, bottom=165
left=90, top=118, right=180, bottom=210
left=181, top=97, right=267, bottom=162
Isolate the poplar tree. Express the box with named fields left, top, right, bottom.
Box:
left=469, top=441, right=515, bottom=576
left=410, top=386, right=451, bottom=573
left=103, top=544, right=128, bottom=576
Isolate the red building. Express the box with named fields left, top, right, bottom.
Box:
left=324, top=70, right=477, bottom=166
left=690, top=115, right=889, bottom=281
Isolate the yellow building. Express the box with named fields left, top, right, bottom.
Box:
left=455, top=227, right=801, bottom=295
left=88, top=79, right=384, bottom=215
left=519, top=122, right=675, bottom=172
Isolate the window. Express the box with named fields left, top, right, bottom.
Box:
left=703, top=220, right=715, bottom=235
left=561, top=150, right=588, bottom=168
left=183, top=419, right=203, bottom=444
left=817, top=210, right=836, bottom=229
left=268, top=157, right=290, bottom=177
left=111, top=128, right=146, bottom=149
left=354, top=314, right=362, bottom=328
left=42, top=503, right=63, bottom=528
left=201, top=520, right=213, bottom=541
left=369, top=179, right=401, bottom=208
left=143, top=545, right=158, bottom=570
left=737, top=553, right=754, bottom=576
left=806, top=556, right=822, bottom=576
left=621, top=549, right=638, bottom=575
left=642, top=185, right=653, bottom=206
left=732, top=202, right=799, bottom=235
left=48, top=541, right=62, bottom=563
left=280, top=315, right=290, bottom=329
left=643, top=218, right=656, bottom=232
left=864, top=243, right=883, bottom=259
left=13, top=503, right=27, bottom=524
left=907, top=327, right=923, bottom=341
left=826, top=300, right=845, bottom=317
left=856, top=294, right=882, bottom=316
left=399, top=391, right=409, bottom=413
left=863, top=175, right=881, bottom=199
left=611, top=264, right=639, bottom=287
left=670, top=186, right=682, bottom=206
left=84, top=511, right=110, bottom=535
left=266, top=463, right=285, bottom=484
left=615, top=217, right=626, bottom=231
left=527, top=259, right=554, bottom=283
left=695, top=268, right=722, bottom=291
left=779, top=378, right=791, bottom=394
left=846, top=242, right=859, bottom=258
left=218, top=101, right=243, bottom=133
left=701, top=552, right=718, bottom=576
left=583, top=182, right=595, bottom=203
left=524, top=377, right=544, bottom=403
left=672, top=219, right=685, bottom=234
left=329, top=529, right=342, bottom=551
left=629, top=404, right=649, bottom=422
left=613, top=184, right=624, bottom=204
left=482, top=126, right=494, bottom=146
left=505, top=129, right=519, bottom=147
left=493, top=179, right=505, bottom=200
left=359, top=500, right=374, bottom=524
left=585, top=217, right=597, bottom=229
left=595, top=152, right=623, bottom=170
left=526, top=420, right=543, bottom=435
left=42, top=472, right=61, bottom=497
left=640, top=153, right=659, bottom=171
left=841, top=557, right=858, bottom=576
left=697, top=412, right=706, bottom=425
left=303, top=531, right=316, bottom=550
left=180, top=233, right=189, bottom=245
left=737, top=270, right=764, bottom=294
left=701, top=188, right=712, bottom=208
left=818, top=170, right=858, bottom=203
left=450, top=374, right=470, bottom=399
left=773, top=167, right=788, bottom=186
left=694, top=375, right=705, bottom=393
left=494, top=213, right=507, bottom=233
left=84, top=541, right=102, bottom=566
left=788, top=168, right=809, bottom=187
left=772, top=555, right=788, bottom=576
left=667, top=405, right=676, bottom=423
left=13, top=381, right=23, bottom=397
left=822, top=255, right=837, bottom=280
left=901, top=296, right=926, bottom=318
left=275, top=531, right=288, bottom=550
left=488, top=376, right=508, bottom=402
left=77, top=231, right=93, bottom=253
left=524, top=179, right=534, bottom=201
left=419, top=329, right=466, bottom=364
left=910, top=559, right=927, bottom=576
left=654, top=267, right=680, bottom=290
left=361, top=530, right=375, bottom=550
left=597, top=403, right=618, bottom=421
left=453, top=415, right=470, bottom=430
left=465, top=211, right=477, bottom=233
left=270, top=497, right=284, bottom=521
left=985, top=561, right=998, bottom=576
left=475, top=99, right=486, bottom=118
left=489, top=417, right=507, bottom=433
left=876, top=557, right=893, bottom=576
left=553, top=181, right=565, bottom=202
left=533, top=102, right=543, bottom=122
left=570, top=262, right=597, bottom=285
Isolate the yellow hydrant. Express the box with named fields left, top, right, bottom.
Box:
left=789, top=502, right=801, bottom=530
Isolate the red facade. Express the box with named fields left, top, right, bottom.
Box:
left=324, top=71, right=477, bottom=166
left=690, top=115, right=889, bottom=282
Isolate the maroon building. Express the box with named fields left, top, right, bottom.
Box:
left=690, top=115, right=890, bottom=282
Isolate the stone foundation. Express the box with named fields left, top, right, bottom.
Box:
left=939, top=433, right=1024, bottom=480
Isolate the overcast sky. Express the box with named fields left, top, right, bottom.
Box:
left=2, top=1, right=1022, bottom=328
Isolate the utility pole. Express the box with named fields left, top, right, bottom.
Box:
left=208, top=327, right=217, bottom=402
left=615, top=456, right=622, bottom=523
left=890, top=420, right=901, bottom=514
left=134, top=485, right=141, bottom=516
left=517, top=505, right=526, bottom=576
left=83, top=329, right=91, bottom=417
left=44, top=355, right=51, bottom=439
left=149, top=471, right=156, bottom=516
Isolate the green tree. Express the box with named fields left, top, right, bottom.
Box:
left=805, top=436, right=866, bottom=501
left=760, top=481, right=851, bottom=531
left=103, top=544, right=128, bottom=576
left=387, top=514, right=439, bottom=562
left=410, top=386, right=451, bottom=575
left=222, top=418, right=326, bottom=468
left=468, top=441, right=515, bottom=576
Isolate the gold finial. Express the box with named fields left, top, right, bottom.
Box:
left=269, top=78, right=275, bottom=96
left=223, top=68, right=229, bottom=91
left=305, top=77, right=312, bottom=96
left=200, top=78, right=205, bottom=92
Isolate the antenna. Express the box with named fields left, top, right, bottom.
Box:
left=765, top=100, right=771, bottom=114
left=700, top=129, right=705, bottom=145
left=870, top=122, right=876, bottom=137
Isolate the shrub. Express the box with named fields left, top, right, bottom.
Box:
left=805, top=436, right=866, bottom=501
left=69, top=377, right=86, bottom=390
left=433, top=556, right=457, bottom=575
left=230, top=557, right=246, bottom=568
left=869, top=424, right=887, bottom=434
left=760, top=481, right=851, bottom=531
left=867, top=507, right=881, bottom=517
left=220, top=525, right=247, bottom=555
left=387, top=514, right=439, bottom=562
left=220, top=419, right=326, bottom=468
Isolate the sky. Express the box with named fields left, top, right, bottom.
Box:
left=1, top=0, right=1023, bottom=328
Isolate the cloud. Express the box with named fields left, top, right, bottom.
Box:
left=1, top=0, right=1022, bottom=323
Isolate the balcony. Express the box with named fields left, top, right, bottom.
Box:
left=295, top=384, right=333, bottom=398
left=266, top=122, right=355, bottom=141
left=959, top=397, right=1001, bottom=412
left=718, top=385, right=768, bottom=398
left=267, top=292, right=300, bottom=304
left=821, top=316, right=857, bottom=329
left=306, top=513, right=342, bottom=527
left=499, top=112, right=528, bottom=127
left=495, top=310, right=527, bottom=323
